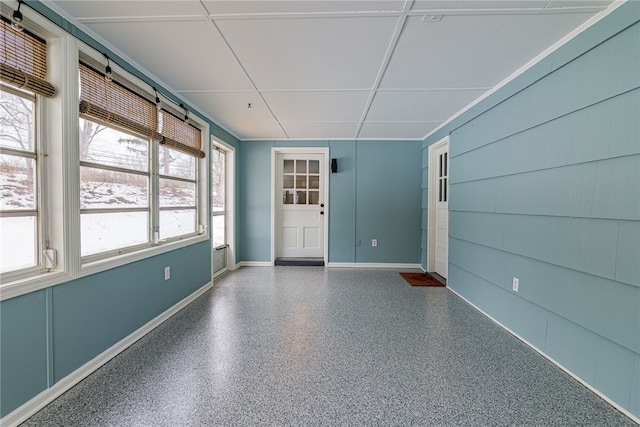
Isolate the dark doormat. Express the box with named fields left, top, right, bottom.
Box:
left=275, top=258, right=324, bottom=267
left=400, top=272, right=445, bottom=287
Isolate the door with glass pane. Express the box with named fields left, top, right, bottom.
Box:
left=277, top=153, right=325, bottom=258
left=434, top=143, right=449, bottom=279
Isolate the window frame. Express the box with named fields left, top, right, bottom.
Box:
left=157, top=143, right=200, bottom=243
left=211, top=136, right=235, bottom=277
left=0, top=85, right=42, bottom=280
left=78, top=117, right=153, bottom=261
left=0, top=7, right=73, bottom=300
left=211, top=145, right=226, bottom=249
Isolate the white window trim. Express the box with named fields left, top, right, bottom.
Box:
left=211, top=136, right=235, bottom=274
left=0, top=87, right=40, bottom=282
left=0, top=4, right=74, bottom=301
left=211, top=146, right=227, bottom=247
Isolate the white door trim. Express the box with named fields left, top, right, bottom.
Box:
left=427, top=136, right=449, bottom=276
left=271, top=147, right=329, bottom=265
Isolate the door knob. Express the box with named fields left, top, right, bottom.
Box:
left=320, top=211, right=324, bottom=215
left=320, top=203, right=325, bottom=207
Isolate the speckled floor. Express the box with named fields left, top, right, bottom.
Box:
left=22, top=267, right=636, bottom=426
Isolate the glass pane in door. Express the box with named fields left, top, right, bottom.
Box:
left=296, top=175, right=307, bottom=189
left=296, top=160, right=307, bottom=173
left=309, top=175, right=319, bottom=189
left=283, top=175, right=294, bottom=189
left=309, top=191, right=319, bottom=205
left=283, top=190, right=294, bottom=205
left=309, top=160, right=319, bottom=174
left=283, top=160, right=294, bottom=173
left=296, top=191, right=307, bottom=205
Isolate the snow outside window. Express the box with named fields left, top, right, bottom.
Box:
left=159, top=145, right=198, bottom=240
left=0, top=89, right=39, bottom=275
left=79, top=118, right=150, bottom=257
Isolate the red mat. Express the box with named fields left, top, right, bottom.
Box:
left=400, top=272, right=445, bottom=287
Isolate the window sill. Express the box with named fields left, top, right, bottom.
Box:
left=0, top=234, right=208, bottom=302
left=0, top=269, right=74, bottom=302
left=78, top=233, right=208, bottom=279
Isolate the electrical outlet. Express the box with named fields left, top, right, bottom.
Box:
left=372, top=239, right=378, bottom=247
left=165, top=266, right=171, bottom=281
left=512, top=277, right=519, bottom=292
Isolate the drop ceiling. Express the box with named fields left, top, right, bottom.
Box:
left=46, top=0, right=615, bottom=141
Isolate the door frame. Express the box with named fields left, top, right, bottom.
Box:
left=271, top=147, right=329, bottom=265
left=427, top=136, right=449, bottom=276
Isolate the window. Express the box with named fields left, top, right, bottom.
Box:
left=211, top=147, right=226, bottom=248
left=211, top=141, right=233, bottom=277
left=1, top=16, right=57, bottom=281
left=439, top=151, right=448, bottom=202
left=0, top=88, right=38, bottom=275
left=159, top=145, right=197, bottom=240
left=79, top=118, right=150, bottom=257
left=77, top=60, right=206, bottom=262
left=157, top=109, right=202, bottom=241
left=282, top=158, right=320, bottom=205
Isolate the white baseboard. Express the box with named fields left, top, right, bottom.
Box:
left=447, top=287, right=640, bottom=426
left=1, top=281, right=213, bottom=427
left=237, top=262, right=422, bottom=270
left=237, top=261, right=272, bottom=267
left=327, top=262, right=422, bottom=269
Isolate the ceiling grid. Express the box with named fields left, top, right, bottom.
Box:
left=44, top=0, right=615, bottom=141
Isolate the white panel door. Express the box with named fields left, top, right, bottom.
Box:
left=277, top=153, right=325, bottom=258
left=434, top=144, right=449, bottom=279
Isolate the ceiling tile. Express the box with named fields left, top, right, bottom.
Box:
left=205, top=1, right=406, bottom=15
left=280, top=122, right=358, bottom=139
left=358, top=122, right=441, bottom=139
left=381, top=13, right=598, bottom=89
left=222, top=119, right=287, bottom=140
left=78, top=20, right=253, bottom=91
left=262, top=91, right=371, bottom=122
left=367, top=90, right=487, bottom=122
left=215, top=16, right=398, bottom=90
left=53, top=1, right=206, bottom=19
left=410, top=1, right=611, bottom=11
left=180, top=91, right=270, bottom=126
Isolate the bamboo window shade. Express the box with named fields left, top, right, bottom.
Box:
left=160, top=110, right=204, bottom=158
left=79, top=63, right=163, bottom=142
left=0, top=17, right=56, bottom=97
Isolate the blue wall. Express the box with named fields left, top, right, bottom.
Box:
left=239, top=140, right=423, bottom=263
left=422, top=3, right=639, bottom=418
left=0, top=290, right=49, bottom=417
left=0, top=242, right=212, bottom=417
left=354, top=141, right=422, bottom=263
left=51, top=243, right=211, bottom=380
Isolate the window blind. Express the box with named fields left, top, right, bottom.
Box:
left=0, top=17, right=55, bottom=97
left=160, top=110, right=205, bottom=158
left=79, top=63, right=162, bottom=142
